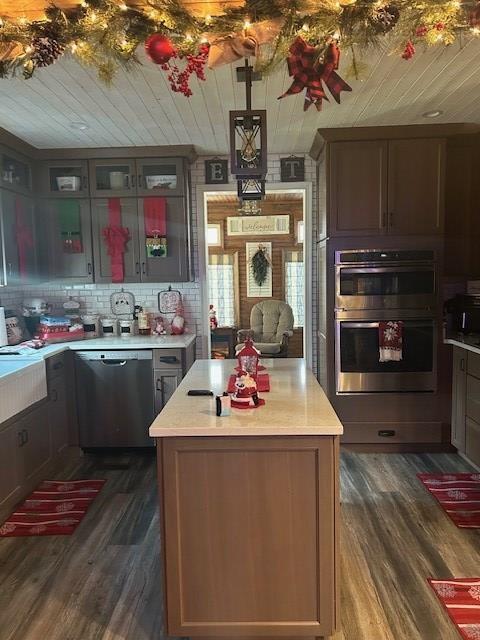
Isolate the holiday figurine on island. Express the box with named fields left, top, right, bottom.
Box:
left=230, top=337, right=265, bottom=409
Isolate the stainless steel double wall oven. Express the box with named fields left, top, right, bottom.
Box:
left=335, top=249, right=437, bottom=394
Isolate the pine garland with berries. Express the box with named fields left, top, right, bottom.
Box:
left=0, top=0, right=478, bottom=89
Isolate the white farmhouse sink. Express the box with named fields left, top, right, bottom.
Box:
left=0, top=360, right=47, bottom=424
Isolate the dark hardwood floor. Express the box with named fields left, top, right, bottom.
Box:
left=0, top=449, right=478, bottom=640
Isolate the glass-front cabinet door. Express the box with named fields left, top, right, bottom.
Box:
left=138, top=197, right=190, bottom=283
left=37, top=160, right=89, bottom=197
left=0, top=149, right=32, bottom=195
left=39, top=198, right=94, bottom=283
left=89, top=159, right=136, bottom=197
left=0, top=190, right=37, bottom=284
left=91, top=198, right=140, bottom=283
left=136, top=158, right=184, bottom=197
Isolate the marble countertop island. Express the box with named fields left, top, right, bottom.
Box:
left=149, top=357, right=344, bottom=437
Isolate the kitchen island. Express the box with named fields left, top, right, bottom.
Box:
left=149, top=358, right=343, bottom=640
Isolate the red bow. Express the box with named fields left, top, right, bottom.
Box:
left=279, top=37, right=352, bottom=112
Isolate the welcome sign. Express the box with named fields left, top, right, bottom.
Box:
left=227, top=215, right=290, bottom=236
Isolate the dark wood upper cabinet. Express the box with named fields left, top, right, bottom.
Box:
left=91, top=198, right=140, bottom=283
left=0, top=190, right=37, bottom=285
left=329, top=140, right=387, bottom=236
left=89, top=159, right=137, bottom=198
left=387, top=138, right=445, bottom=235
left=39, top=198, right=94, bottom=283
left=136, top=158, right=185, bottom=197
left=138, top=196, right=190, bottom=283
left=36, top=159, right=89, bottom=198
left=326, top=136, right=446, bottom=237
left=0, top=147, right=32, bottom=196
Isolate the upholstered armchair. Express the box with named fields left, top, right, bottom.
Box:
left=236, top=300, right=295, bottom=357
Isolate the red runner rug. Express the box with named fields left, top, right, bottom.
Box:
left=418, top=473, right=480, bottom=528
left=227, top=374, right=270, bottom=393
left=0, top=479, right=106, bottom=537
left=429, top=578, right=480, bottom=640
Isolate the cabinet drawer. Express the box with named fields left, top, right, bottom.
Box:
left=467, top=352, right=480, bottom=379
left=466, top=375, right=480, bottom=423
left=341, top=422, right=443, bottom=444
left=466, top=417, right=480, bottom=467
left=46, top=352, right=67, bottom=379
left=153, top=349, right=183, bottom=369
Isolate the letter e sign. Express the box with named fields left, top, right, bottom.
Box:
left=205, top=159, right=229, bottom=184
left=280, top=156, right=305, bottom=182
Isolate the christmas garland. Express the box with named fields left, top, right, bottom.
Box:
left=0, top=0, right=478, bottom=90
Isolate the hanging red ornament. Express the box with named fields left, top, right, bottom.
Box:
left=470, top=2, right=480, bottom=26
left=401, top=40, right=415, bottom=60
left=415, top=25, right=428, bottom=37
left=145, top=33, right=176, bottom=65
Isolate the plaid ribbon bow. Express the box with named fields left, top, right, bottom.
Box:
left=279, top=37, right=352, bottom=112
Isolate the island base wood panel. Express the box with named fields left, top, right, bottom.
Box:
left=157, top=435, right=339, bottom=639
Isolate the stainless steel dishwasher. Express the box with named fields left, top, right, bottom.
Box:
left=75, top=351, right=154, bottom=448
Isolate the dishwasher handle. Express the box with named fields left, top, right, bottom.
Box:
left=100, top=359, right=127, bottom=366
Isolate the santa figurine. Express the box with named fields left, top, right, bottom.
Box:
left=209, top=304, right=218, bottom=330
left=232, top=370, right=259, bottom=407
left=171, top=304, right=185, bottom=335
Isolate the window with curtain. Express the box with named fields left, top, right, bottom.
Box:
left=208, top=253, right=238, bottom=327
left=284, top=250, right=304, bottom=328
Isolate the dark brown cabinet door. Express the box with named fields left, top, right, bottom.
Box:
left=0, top=423, right=22, bottom=511
left=138, top=196, right=190, bottom=282
left=20, top=404, right=51, bottom=485
left=91, top=198, right=140, bottom=283
left=387, top=138, right=445, bottom=235
left=48, top=376, right=69, bottom=456
left=329, top=140, right=387, bottom=236
left=451, top=346, right=467, bottom=452
left=40, top=198, right=94, bottom=283
left=0, top=190, right=37, bottom=285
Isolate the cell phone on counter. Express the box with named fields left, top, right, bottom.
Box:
left=187, top=389, right=214, bottom=396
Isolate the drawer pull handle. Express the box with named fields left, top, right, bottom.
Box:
left=159, top=356, right=178, bottom=364
left=378, top=430, right=395, bottom=438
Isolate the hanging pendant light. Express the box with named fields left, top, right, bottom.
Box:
left=229, top=59, right=267, bottom=203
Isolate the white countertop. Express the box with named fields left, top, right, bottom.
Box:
left=445, top=335, right=480, bottom=355
left=0, top=333, right=196, bottom=360
left=149, top=358, right=344, bottom=438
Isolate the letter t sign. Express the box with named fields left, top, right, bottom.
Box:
left=205, top=159, right=229, bottom=184
left=280, top=156, right=305, bottom=182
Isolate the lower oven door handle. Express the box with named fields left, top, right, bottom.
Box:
left=340, top=321, right=433, bottom=329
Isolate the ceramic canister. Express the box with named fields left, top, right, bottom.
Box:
left=101, top=317, right=118, bottom=337
left=119, top=319, right=136, bottom=337
left=82, top=315, right=99, bottom=338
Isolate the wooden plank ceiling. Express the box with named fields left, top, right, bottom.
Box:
left=0, top=2, right=479, bottom=152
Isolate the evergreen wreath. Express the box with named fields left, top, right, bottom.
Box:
left=251, top=245, right=270, bottom=287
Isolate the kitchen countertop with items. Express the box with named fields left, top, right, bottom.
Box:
left=149, top=358, right=344, bottom=438
left=0, top=333, right=196, bottom=361
left=445, top=334, right=480, bottom=355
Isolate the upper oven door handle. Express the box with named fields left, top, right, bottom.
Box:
left=337, top=266, right=435, bottom=274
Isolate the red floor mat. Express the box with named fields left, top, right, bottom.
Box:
left=429, top=578, right=480, bottom=640
left=418, top=473, right=480, bottom=528
left=0, top=479, right=106, bottom=537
